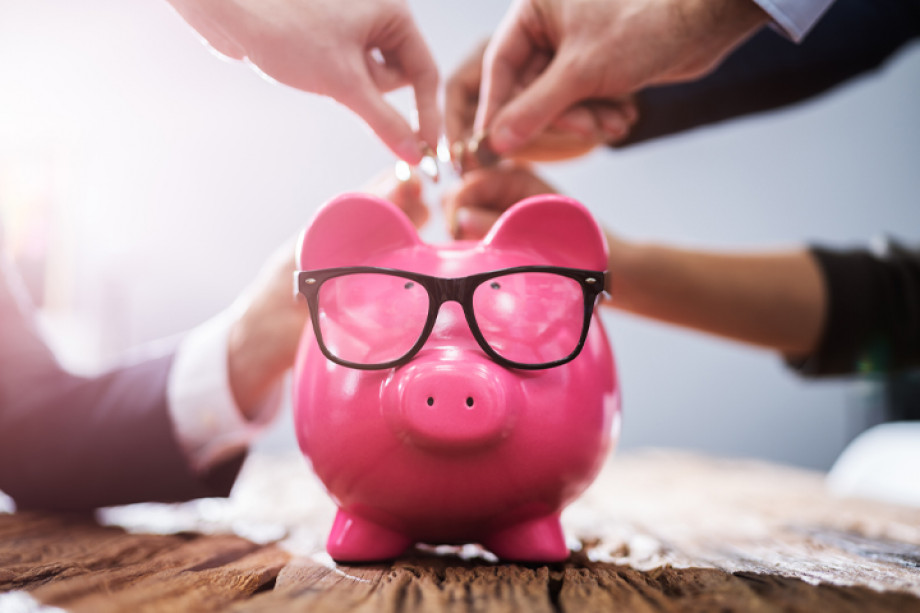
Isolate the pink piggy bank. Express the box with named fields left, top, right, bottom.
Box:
left=293, top=193, right=620, bottom=562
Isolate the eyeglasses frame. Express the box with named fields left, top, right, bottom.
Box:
left=294, top=265, right=608, bottom=371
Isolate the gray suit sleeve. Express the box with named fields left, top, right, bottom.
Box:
left=0, top=249, right=243, bottom=511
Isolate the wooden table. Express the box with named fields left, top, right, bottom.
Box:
left=2, top=450, right=919, bottom=612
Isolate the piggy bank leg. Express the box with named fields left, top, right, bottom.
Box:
left=326, top=510, right=412, bottom=562
left=483, top=514, right=569, bottom=562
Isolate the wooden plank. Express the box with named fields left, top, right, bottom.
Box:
left=564, top=451, right=920, bottom=596
left=0, top=512, right=184, bottom=591
left=239, top=556, right=387, bottom=612
left=27, top=535, right=273, bottom=609
left=2, top=451, right=920, bottom=611
left=237, top=552, right=560, bottom=613
left=57, top=542, right=289, bottom=612
left=236, top=547, right=920, bottom=613
left=0, top=511, right=288, bottom=611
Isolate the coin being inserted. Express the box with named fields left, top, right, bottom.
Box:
left=454, top=132, right=501, bottom=175
left=418, top=145, right=440, bottom=183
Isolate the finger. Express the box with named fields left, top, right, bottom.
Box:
left=363, top=167, right=429, bottom=229
left=454, top=207, right=503, bottom=241
left=488, top=52, right=589, bottom=154
left=476, top=4, right=540, bottom=135
left=337, top=60, right=424, bottom=163
left=365, top=49, right=410, bottom=93
left=552, top=106, right=603, bottom=140
left=385, top=20, right=441, bottom=151
left=390, top=173, right=429, bottom=229
left=515, top=129, right=599, bottom=162
left=618, top=97, right=640, bottom=126
left=442, top=165, right=556, bottom=238
left=444, top=80, right=477, bottom=149
left=445, top=40, right=488, bottom=147
left=595, top=104, right=633, bottom=143
left=200, top=30, right=246, bottom=60
left=442, top=168, right=509, bottom=225
left=550, top=101, right=633, bottom=142
left=454, top=165, right=555, bottom=211
left=519, top=50, right=551, bottom=90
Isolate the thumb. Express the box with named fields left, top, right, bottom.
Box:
left=488, top=54, right=587, bottom=155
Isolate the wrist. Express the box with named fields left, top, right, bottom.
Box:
left=603, top=232, right=644, bottom=311
left=711, top=0, right=770, bottom=46
left=666, top=0, right=770, bottom=81
left=604, top=236, right=684, bottom=321
left=226, top=311, right=291, bottom=422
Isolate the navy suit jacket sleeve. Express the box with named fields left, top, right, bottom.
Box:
left=0, top=247, right=243, bottom=512
left=618, top=0, right=920, bottom=147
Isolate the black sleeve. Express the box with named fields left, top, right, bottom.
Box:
left=618, top=0, right=920, bottom=146
left=788, top=239, right=920, bottom=377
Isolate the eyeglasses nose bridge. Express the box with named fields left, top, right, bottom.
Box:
left=425, top=277, right=478, bottom=340
left=431, top=277, right=467, bottom=307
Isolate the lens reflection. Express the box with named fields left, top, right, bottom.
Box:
left=317, top=273, right=429, bottom=365
left=472, top=272, right=583, bottom=364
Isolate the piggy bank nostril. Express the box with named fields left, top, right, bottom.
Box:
left=425, top=395, right=475, bottom=408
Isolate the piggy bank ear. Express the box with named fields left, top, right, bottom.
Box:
left=483, top=195, right=608, bottom=269
left=298, top=192, right=420, bottom=269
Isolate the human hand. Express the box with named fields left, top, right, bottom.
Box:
left=442, top=163, right=559, bottom=240
left=446, top=40, right=637, bottom=164
left=478, top=0, right=768, bottom=154
left=363, top=167, right=428, bottom=229
left=226, top=236, right=305, bottom=419
left=167, top=0, right=440, bottom=163
left=225, top=169, right=431, bottom=417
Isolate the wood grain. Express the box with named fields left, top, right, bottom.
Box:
left=0, top=512, right=286, bottom=611
left=235, top=548, right=920, bottom=612
left=1, top=451, right=919, bottom=611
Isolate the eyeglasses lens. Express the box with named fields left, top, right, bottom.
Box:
left=472, top=272, right=584, bottom=365
left=317, top=273, right=429, bottom=365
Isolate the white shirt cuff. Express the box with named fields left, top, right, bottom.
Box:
left=167, top=306, right=282, bottom=474
left=751, top=0, right=836, bottom=42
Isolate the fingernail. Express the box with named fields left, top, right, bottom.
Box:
left=489, top=124, right=524, bottom=154
left=396, top=137, right=423, bottom=164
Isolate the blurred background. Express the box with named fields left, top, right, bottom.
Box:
left=0, top=0, right=917, bottom=470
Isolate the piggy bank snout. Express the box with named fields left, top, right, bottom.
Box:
left=385, top=360, right=517, bottom=450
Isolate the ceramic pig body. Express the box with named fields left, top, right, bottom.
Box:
left=293, top=193, right=620, bottom=563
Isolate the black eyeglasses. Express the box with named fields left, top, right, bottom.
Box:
left=294, top=266, right=607, bottom=370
